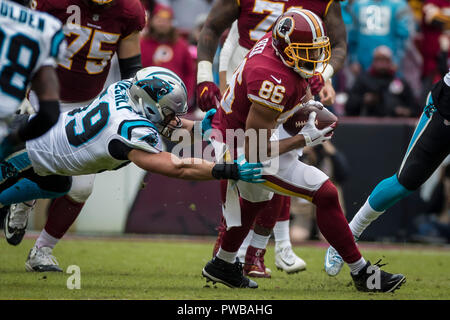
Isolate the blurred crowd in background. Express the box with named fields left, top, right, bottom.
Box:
left=136, top=0, right=450, bottom=244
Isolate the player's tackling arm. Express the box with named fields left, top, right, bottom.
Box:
left=128, top=149, right=264, bottom=182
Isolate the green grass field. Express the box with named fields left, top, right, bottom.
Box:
left=1, top=236, right=449, bottom=300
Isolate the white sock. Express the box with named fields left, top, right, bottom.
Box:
left=349, top=199, right=384, bottom=238
left=273, top=220, right=290, bottom=243
left=35, top=229, right=59, bottom=249
left=216, top=248, right=237, bottom=264
left=249, top=232, right=270, bottom=249
left=348, top=257, right=367, bottom=275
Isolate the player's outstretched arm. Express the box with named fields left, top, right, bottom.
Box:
left=128, top=149, right=264, bottom=183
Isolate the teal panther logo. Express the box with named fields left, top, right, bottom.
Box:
left=137, top=77, right=174, bottom=102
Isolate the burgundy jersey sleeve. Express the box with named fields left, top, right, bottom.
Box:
left=121, top=0, right=146, bottom=39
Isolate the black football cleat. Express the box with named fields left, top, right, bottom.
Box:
left=351, top=260, right=406, bottom=293
left=202, top=257, right=258, bottom=289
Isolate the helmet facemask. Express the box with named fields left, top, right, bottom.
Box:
left=156, top=106, right=185, bottom=139
left=284, top=36, right=330, bottom=78
left=272, top=9, right=331, bottom=79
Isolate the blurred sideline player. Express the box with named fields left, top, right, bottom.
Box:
left=0, top=0, right=64, bottom=159
left=5, top=0, right=146, bottom=272
left=0, top=0, right=65, bottom=227
left=196, top=0, right=348, bottom=277
left=201, top=9, right=405, bottom=293
left=324, top=68, right=450, bottom=276
left=1, top=67, right=264, bottom=272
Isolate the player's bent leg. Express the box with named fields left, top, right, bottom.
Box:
left=2, top=176, right=71, bottom=246
left=25, top=175, right=94, bottom=272
left=203, top=182, right=268, bottom=288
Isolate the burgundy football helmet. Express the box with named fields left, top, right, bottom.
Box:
left=272, top=8, right=331, bottom=79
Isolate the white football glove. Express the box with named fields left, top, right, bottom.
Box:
left=299, top=111, right=334, bottom=147
left=302, top=99, right=324, bottom=110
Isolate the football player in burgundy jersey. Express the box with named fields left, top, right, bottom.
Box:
left=197, top=0, right=347, bottom=277
left=6, top=0, right=146, bottom=272
left=201, top=9, right=406, bottom=293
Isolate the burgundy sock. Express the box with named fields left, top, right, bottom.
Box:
left=312, top=180, right=361, bottom=264
left=44, top=195, right=85, bottom=239
left=255, top=193, right=288, bottom=229
left=221, top=198, right=267, bottom=252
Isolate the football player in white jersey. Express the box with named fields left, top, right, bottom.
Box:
left=0, top=0, right=65, bottom=161
left=1, top=66, right=264, bottom=271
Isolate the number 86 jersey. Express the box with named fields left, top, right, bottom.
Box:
left=26, top=80, right=163, bottom=176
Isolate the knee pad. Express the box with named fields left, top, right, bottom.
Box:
left=368, top=174, right=412, bottom=212
left=67, top=175, right=96, bottom=203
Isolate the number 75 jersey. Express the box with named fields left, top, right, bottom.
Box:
left=26, top=80, right=163, bottom=177
left=237, top=0, right=332, bottom=49
left=35, top=0, right=146, bottom=103
left=0, top=0, right=64, bottom=119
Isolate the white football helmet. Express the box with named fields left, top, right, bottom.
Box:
left=128, top=67, right=188, bottom=138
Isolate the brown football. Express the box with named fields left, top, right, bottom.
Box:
left=282, top=106, right=338, bottom=136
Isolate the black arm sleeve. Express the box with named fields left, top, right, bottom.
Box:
left=17, top=100, right=60, bottom=142
left=119, top=55, right=142, bottom=79
left=212, top=163, right=240, bottom=180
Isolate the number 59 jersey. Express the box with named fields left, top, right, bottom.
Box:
left=0, top=0, right=64, bottom=119
left=26, top=80, right=163, bottom=176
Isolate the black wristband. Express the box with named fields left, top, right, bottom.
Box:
left=119, top=55, right=142, bottom=79
left=212, top=163, right=240, bottom=180
left=18, top=100, right=60, bottom=141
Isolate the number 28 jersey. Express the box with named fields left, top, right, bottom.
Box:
left=0, top=0, right=64, bottom=119
left=237, top=0, right=332, bottom=50
left=26, top=80, right=162, bottom=176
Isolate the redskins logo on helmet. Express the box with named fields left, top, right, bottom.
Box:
left=272, top=9, right=331, bottom=79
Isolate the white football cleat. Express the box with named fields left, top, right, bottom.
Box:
left=275, top=244, right=306, bottom=273
left=324, top=246, right=344, bottom=276
left=4, top=202, right=34, bottom=246
left=25, top=246, right=62, bottom=272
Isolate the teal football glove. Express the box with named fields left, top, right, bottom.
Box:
left=211, top=161, right=265, bottom=183
left=201, top=108, right=216, bottom=138
left=236, top=161, right=265, bottom=183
